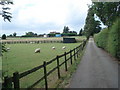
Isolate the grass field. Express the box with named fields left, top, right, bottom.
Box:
left=3, top=43, right=81, bottom=75
left=2, top=36, right=86, bottom=88
left=2, top=42, right=82, bottom=88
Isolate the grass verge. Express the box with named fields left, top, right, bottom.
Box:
left=52, top=42, right=87, bottom=88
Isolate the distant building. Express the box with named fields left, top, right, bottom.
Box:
left=50, top=31, right=60, bottom=34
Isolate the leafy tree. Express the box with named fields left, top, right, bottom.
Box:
left=83, top=7, right=101, bottom=39
left=0, top=0, right=13, bottom=59
left=63, top=26, right=70, bottom=33
left=26, top=32, right=35, bottom=37
left=79, top=29, right=83, bottom=36
left=92, top=2, right=120, bottom=28
left=0, top=0, right=13, bottom=22
left=13, top=32, right=17, bottom=37
left=7, top=34, right=12, bottom=37
left=22, top=32, right=38, bottom=37
left=2, top=34, right=6, bottom=39
left=69, top=31, right=77, bottom=34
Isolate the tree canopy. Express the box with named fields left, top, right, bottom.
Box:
left=1, top=34, right=6, bottom=39
left=79, top=29, right=83, bottom=36
left=63, top=26, right=70, bottom=33
left=92, top=2, right=120, bottom=27
left=83, top=7, right=101, bottom=39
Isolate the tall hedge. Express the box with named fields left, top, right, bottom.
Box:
left=107, top=19, right=120, bottom=58
left=94, top=28, right=109, bottom=50
left=94, top=19, right=120, bottom=59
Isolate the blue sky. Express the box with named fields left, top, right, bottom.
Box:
left=1, top=0, right=92, bottom=36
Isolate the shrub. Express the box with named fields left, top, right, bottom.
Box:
left=94, top=28, right=109, bottom=50
left=94, top=18, right=120, bottom=59
left=107, top=19, right=120, bottom=58
left=61, top=33, right=77, bottom=36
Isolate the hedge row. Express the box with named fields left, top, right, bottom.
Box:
left=94, top=19, right=120, bottom=59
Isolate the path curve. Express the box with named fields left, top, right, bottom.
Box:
left=69, top=38, right=118, bottom=88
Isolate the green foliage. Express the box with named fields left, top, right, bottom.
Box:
left=94, top=28, right=109, bottom=50
left=62, top=26, right=77, bottom=36
left=0, top=43, right=7, bottom=56
left=92, top=2, right=120, bottom=27
left=94, top=19, right=120, bottom=59
left=48, top=33, right=55, bottom=37
left=107, top=19, right=120, bottom=58
left=62, top=33, right=77, bottom=36
left=63, top=26, right=70, bottom=33
left=0, top=0, right=13, bottom=22
left=84, top=7, right=101, bottom=39
left=13, top=32, right=17, bottom=37
left=2, top=34, right=7, bottom=39
left=22, top=32, right=38, bottom=37
left=79, top=29, right=83, bottom=36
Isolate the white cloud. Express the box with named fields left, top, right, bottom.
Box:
left=1, top=0, right=92, bottom=35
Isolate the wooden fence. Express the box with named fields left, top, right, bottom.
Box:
left=2, top=40, right=87, bottom=89
left=1, top=40, right=63, bottom=44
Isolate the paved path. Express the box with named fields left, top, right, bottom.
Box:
left=69, top=38, right=118, bottom=88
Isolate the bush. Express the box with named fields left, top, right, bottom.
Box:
left=94, top=28, right=109, bottom=50
left=107, top=19, right=120, bottom=58
left=2, top=34, right=6, bottom=39
left=94, top=19, right=120, bottom=59
left=48, top=33, right=55, bottom=37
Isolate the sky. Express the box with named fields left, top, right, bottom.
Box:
left=1, top=0, right=93, bottom=36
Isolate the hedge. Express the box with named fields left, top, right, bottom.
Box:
left=94, top=28, right=109, bottom=50
left=94, top=19, right=120, bottom=59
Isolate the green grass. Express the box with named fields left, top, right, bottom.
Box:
left=54, top=41, right=87, bottom=88
left=3, top=43, right=80, bottom=75
left=2, top=42, right=81, bottom=88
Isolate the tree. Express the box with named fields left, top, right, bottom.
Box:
left=26, top=32, right=35, bottom=37
left=0, top=0, right=13, bottom=57
left=22, top=32, right=38, bottom=37
left=63, top=26, right=70, bottom=33
left=83, top=7, right=101, bottom=39
left=92, top=2, right=120, bottom=28
left=13, top=32, right=17, bottom=37
left=79, top=29, right=83, bottom=36
left=0, top=0, right=13, bottom=22
left=2, top=34, right=6, bottom=39
left=9, top=34, right=12, bottom=37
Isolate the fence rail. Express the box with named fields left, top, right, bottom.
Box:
left=1, top=40, right=63, bottom=44
left=2, top=40, right=87, bottom=89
